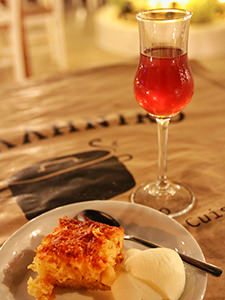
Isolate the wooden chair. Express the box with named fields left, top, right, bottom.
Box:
left=0, top=0, right=68, bottom=82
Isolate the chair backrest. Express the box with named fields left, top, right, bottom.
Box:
left=0, top=0, right=67, bottom=82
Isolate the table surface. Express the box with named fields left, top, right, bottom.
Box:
left=0, top=56, right=224, bottom=299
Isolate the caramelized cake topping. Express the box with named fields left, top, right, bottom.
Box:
left=38, top=217, right=123, bottom=268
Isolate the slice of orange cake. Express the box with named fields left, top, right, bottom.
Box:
left=27, top=217, right=124, bottom=300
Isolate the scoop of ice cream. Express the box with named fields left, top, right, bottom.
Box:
left=124, top=248, right=185, bottom=300
left=111, top=272, right=163, bottom=300
left=111, top=247, right=185, bottom=300
left=124, top=248, right=142, bottom=260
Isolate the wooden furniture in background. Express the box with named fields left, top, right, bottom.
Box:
left=0, top=0, right=68, bottom=82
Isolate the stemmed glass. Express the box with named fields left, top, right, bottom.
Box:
left=131, top=9, right=194, bottom=217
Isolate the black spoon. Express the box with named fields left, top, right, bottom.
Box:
left=76, top=209, right=223, bottom=277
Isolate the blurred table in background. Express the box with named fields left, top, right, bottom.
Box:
left=0, top=55, right=224, bottom=299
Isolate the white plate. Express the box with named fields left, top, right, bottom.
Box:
left=0, top=200, right=207, bottom=300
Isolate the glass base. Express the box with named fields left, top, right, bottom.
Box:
left=130, top=181, right=195, bottom=218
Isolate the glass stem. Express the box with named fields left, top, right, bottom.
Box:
left=156, top=118, right=170, bottom=189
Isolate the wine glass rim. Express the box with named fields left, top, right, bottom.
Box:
left=136, top=8, right=192, bottom=22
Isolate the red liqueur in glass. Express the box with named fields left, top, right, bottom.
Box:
left=134, top=47, right=194, bottom=117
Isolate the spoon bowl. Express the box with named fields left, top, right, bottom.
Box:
left=76, top=209, right=222, bottom=277
left=76, top=209, right=120, bottom=227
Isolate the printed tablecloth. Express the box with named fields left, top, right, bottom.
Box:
left=0, top=56, right=224, bottom=299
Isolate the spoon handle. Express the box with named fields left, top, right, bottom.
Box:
left=125, top=235, right=223, bottom=277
